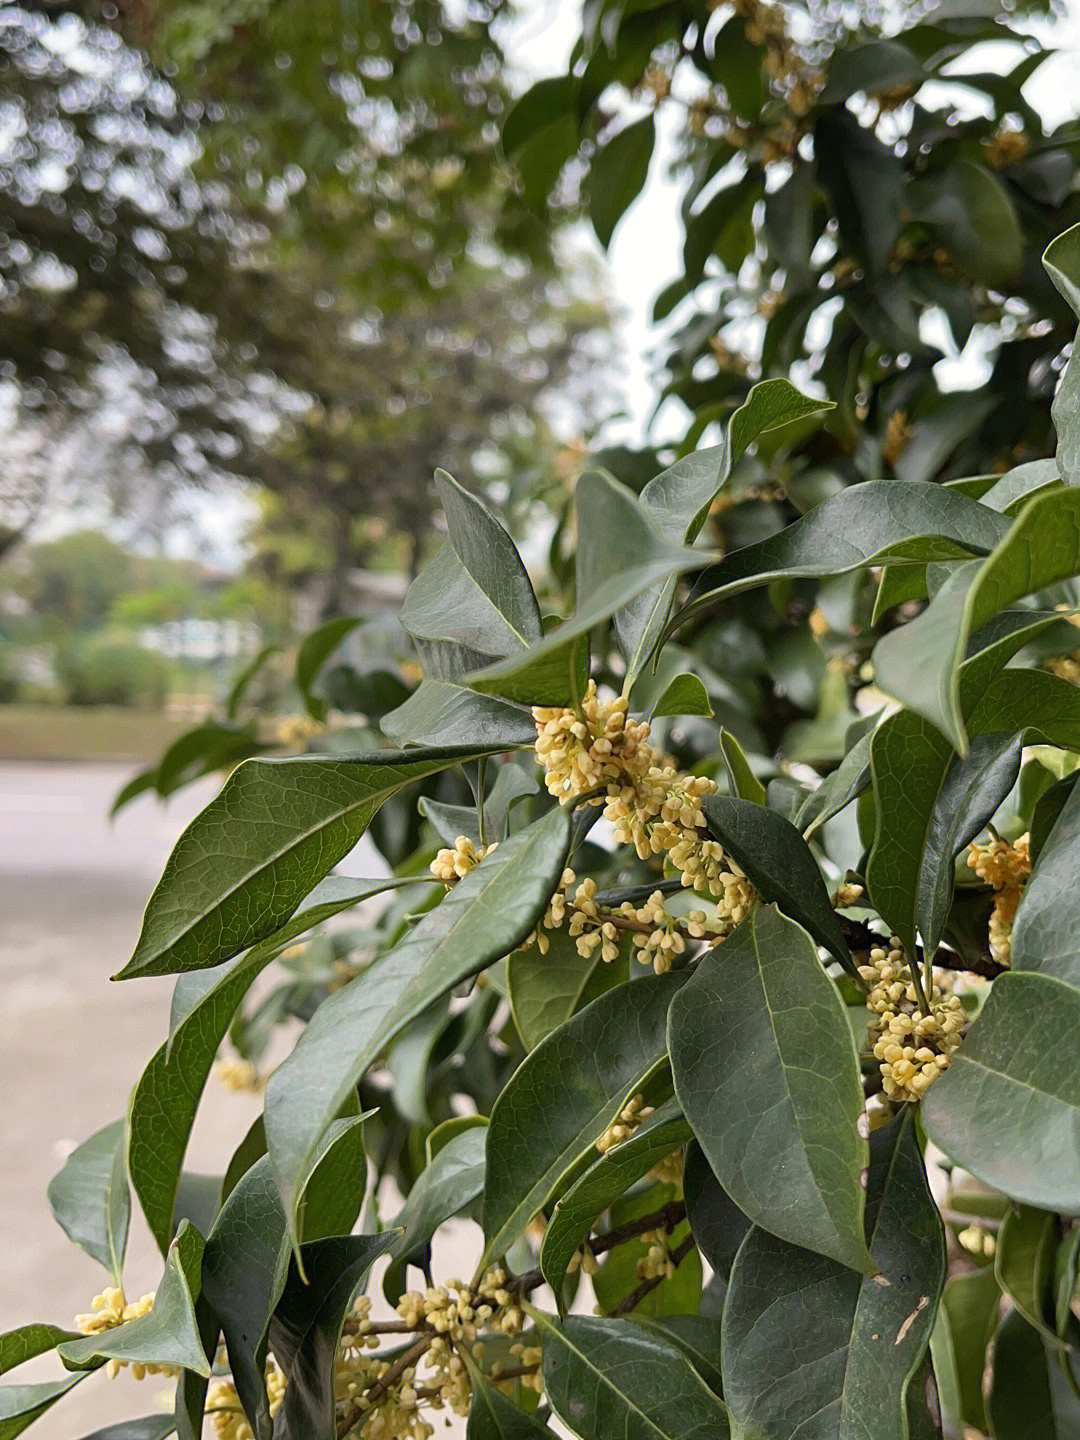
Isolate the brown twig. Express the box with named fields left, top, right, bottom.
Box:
left=336, top=1336, right=433, bottom=1439
left=509, top=1199, right=688, bottom=1295
left=610, top=1234, right=697, bottom=1317
left=837, top=916, right=1005, bottom=981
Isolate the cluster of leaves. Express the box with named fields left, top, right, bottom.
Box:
left=9, top=218, right=1080, bottom=1437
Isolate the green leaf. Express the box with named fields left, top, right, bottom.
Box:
left=588, top=114, right=655, bottom=248
left=59, top=1222, right=210, bottom=1378
left=0, top=1327, right=77, bottom=1377
left=381, top=678, right=536, bottom=748
left=129, top=876, right=406, bottom=1253
left=1013, top=776, right=1080, bottom=989
left=296, top=1110, right=369, bottom=1243
left=269, top=1233, right=398, bottom=1440
left=295, top=618, right=363, bottom=721
left=471, top=470, right=716, bottom=703
left=940, top=1265, right=999, bottom=1432
left=507, top=927, right=628, bottom=1051
left=617, top=379, right=832, bottom=682
left=682, top=1143, right=751, bottom=1286
left=119, top=746, right=498, bottom=978
left=985, top=1308, right=1080, bottom=1439
left=721, top=1113, right=945, bottom=1440
left=268, top=805, right=571, bottom=1240
left=383, top=1124, right=487, bottom=1303
left=632, top=1315, right=723, bottom=1395
left=865, top=711, right=1021, bottom=956
left=532, top=1310, right=731, bottom=1440
left=908, top=160, right=1022, bottom=284
left=666, top=479, right=1008, bottom=641
left=591, top=1187, right=702, bottom=1318
left=700, top=795, right=850, bottom=965
left=502, top=75, right=576, bottom=159
left=797, top=726, right=875, bottom=838
left=670, top=905, right=871, bottom=1272
left=540, top=1099, right=693, bottom=1298
left=821, top=38, right=925, bottom=101
left=226, top=643, right=280, bottom=721
left=202, top=1159, right=291, bottom=1438
left=400, top=513, right=538, bottom=667
left=0, top=1376, right=83, bottom=1439
left=1044, top=223, right=1080, bottom=486
left=815, top=107, right=902, bottom=274
left=466, top=1365, right=551, bottom=1439
left=436, top=470, right=543, bottom=644
left=717, top=729, right=767, bottom=805
left=923, top=972, right=1080, bottom=1212
left=46, top=1120, right=129, bottom=1286
left=874, top=488, right=1080, bottom=753
left=649, top=672, right=712, bottom=719
left=482, top=972, right=683, bottom=1267
left=75, top=1418, right=177, bottom=1440
left=995, top=1205, right=1064, bottom=1350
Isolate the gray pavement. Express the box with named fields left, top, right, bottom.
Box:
left=1, top=764, right=256, bottom=1433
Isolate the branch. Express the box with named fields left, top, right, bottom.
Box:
left=336, top=1336, right=432, bottom=1439
left=837, top=916, right=1005, bottom=982
left=610, top=1234, right=697, bottom=1317
left=508, top=1199, right=688, bottom=1295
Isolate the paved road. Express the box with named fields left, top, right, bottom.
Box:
left=0, top=764, right=245, bottom=1430
left=0, top=763, right=481, bottom=1437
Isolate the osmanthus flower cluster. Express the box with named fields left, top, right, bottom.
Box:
left=10, top=230, right=1080, bottom=1440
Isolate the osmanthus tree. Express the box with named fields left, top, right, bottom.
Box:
left=9, top=227, right=1080, bottom=1437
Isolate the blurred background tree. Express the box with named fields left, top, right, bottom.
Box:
left=0, top=0, right=608, bottom=602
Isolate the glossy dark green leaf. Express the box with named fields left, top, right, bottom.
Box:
left=717, top=729, right=766, bottom=805
left=296, top=1110, right=369, bottom=1244
left=985, top=1308, right=1080, bottom=1439
left=940, top=1265, right=999, bottom=1432
left=815, top=107, right=902, bottom=274
left=74, top=1417, right=177, bottom=1440
left=1013, top=776, right=1080, bottom=990
left=269, top=1233, right=398, bottom=1440
left=875, top=488, right=1080, bottom=753
left=46, top=1120, right=129, bottom=1285
left=482, top=972, right=684, bottom=1266
left=797, top=727, right=875, bottom=838
left=471, top=470, right=715, bottom=703
left=995, top=1205, right=1063, bottom=1350
left=381, top=677, right=536, bottom=748
left=129, top=876, right=405, bottom=1253
left=0, top=1327, right=76, bottom=1377
left=0, top=1375, right=83, bottom=1439
left=670, top=905, right=871, bottom=1273
left=701, top=795, right=850, bottom=965
left=202, top=1159, right=291, bottom=1438
left=722, top=1113, right=945, bottom=1440
left=908, top=160, right=1022, bottom=284
left=865, top=710, right=1021, bottom=956
left=649, top=672, right=712, bottom=719
left=466, top=1365, right=551, bottom=1439
left=1044, top=223, right=1080, bottom=486
left=682, top=1143, right=751, bottom=1286
left=540, top=1098, right=692, bottom=1298
left=588, top=114, right=655, bottom=248
left=295, top=617, right=363, bottom=721
left=507, top=927, right=628, bottom=1051
left=633, top=1314, right=723, bottom=1395
left=821, top=38, right=925, bottom=101
left=120, top=746, right=499, bottom=978
left=1056, top=1228, right=1080, bottom=1341
left=532, top=1310, right=730, bottom=1440
left=923, top=973, right=1080, bottom=1212
left=268, top=805, right=571, bottom=1239
left=617, top=379, right=832, bottom=682
left=382, top=1124, right=487, bottom=1303
left=59, top=1223, right=209, bottom=1378
left=667, top=479, right=1007, bottom=641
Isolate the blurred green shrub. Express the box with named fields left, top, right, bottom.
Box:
left=56, top=638, right=171, bottom=709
